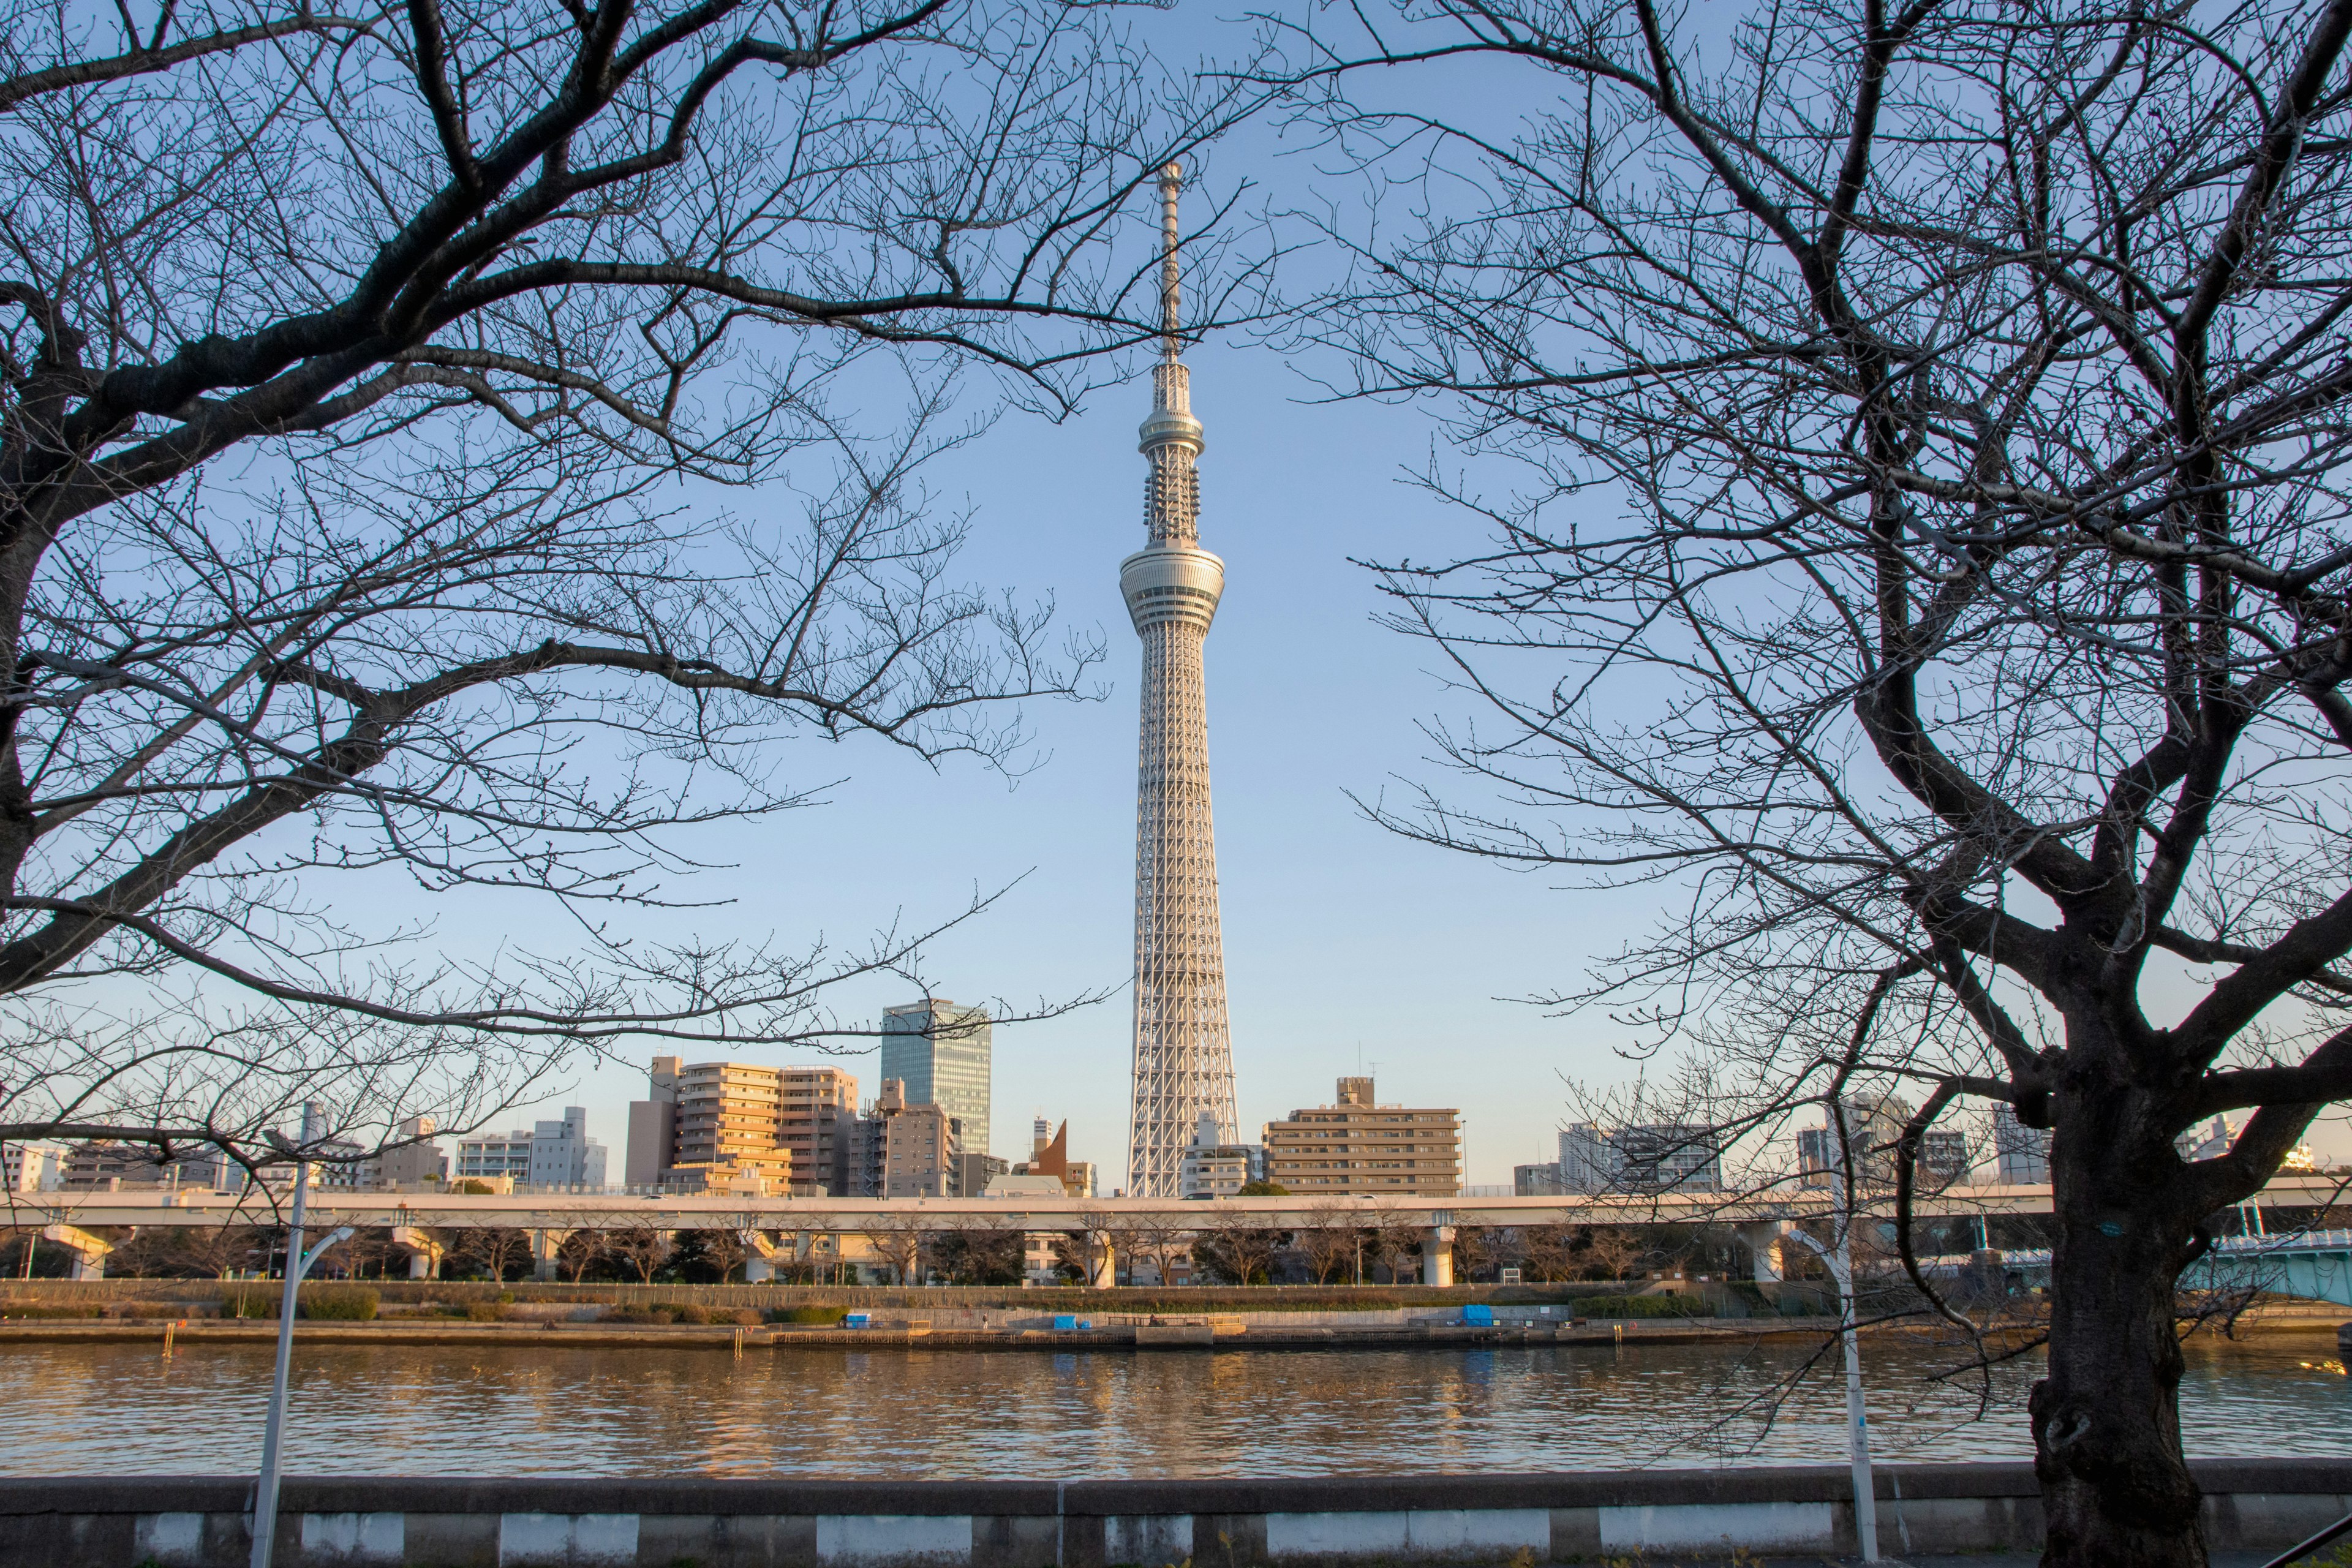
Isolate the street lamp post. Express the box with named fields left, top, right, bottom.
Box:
left=1782, top=1102, right=1881, bottom=1564
left=248, top=1102, right=353, bottom=1568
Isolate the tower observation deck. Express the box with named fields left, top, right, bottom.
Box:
left=1123, top=162, right=1238, bottom=1197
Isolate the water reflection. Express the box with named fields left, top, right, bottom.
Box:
left=7, top=1335, right=2345, bottom=1477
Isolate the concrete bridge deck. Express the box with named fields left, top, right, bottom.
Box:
left=12, top=1174, right=2344, bottom=1232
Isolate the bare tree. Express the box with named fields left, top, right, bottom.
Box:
left=1450, top=1223, right=1507, bottom=1284
left=603, top=1226, right=673, bottom=1284
left=1123, top=1208, right=1194, bottom=1287
left=0, top=0, right=1272, bottom=1178
left=1192, top=1206, right=1282, bottom=1285
left=1294, top=0, right=2352, bottom=1556
left=1363, top=1204, right=1421, bottom=1284
left=556, top=1228, right=608, bottom=1284
left=453, top=1225, right=532, bottom=1282
left=938, top=1223, right=1025, bottom=1285
left=1294, top=1197, right=1362, bottom=1284
left=1580, top=1228, right=1646, bottom=1286
left=1515, top=1222, right=1578, bottom=1284
left=860, top=1213, right=925, bottom=1285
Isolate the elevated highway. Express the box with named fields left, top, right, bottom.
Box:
left=9, top=1175, right=2343, bottom=1287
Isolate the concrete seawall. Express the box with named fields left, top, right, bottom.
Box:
left=6, top=1462, right=2348, bottom=1566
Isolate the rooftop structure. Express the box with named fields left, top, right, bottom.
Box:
left=1124, top=162, right=1238, bottom=1196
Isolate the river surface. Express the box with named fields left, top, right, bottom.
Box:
left=4, top=1335, right=2346, bottom=1476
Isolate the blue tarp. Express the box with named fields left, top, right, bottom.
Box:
left=1461, top=1305, right=1494, bottom=1327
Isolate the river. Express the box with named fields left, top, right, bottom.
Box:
left=4, top=1334, right=2346, bottom=1476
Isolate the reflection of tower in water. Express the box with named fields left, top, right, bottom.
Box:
left=1122, top=161, right=1240, bottom=1197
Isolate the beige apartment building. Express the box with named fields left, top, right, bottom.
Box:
left=1262, top=1077, right=1462, bottom=1197
left=628, top=1058, right=862, bottom=1195
left=881, top=1084, right=962, bottom=1197
left=779, top=1066, right=858, bottom=1194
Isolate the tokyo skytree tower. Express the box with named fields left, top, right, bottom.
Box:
left=1123, top=162, right=1238, bottom=1196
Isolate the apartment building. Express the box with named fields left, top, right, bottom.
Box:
left=626, top=1057, right=855, bottom=1195
left=1262, top=1077, right=1461, bottom=1197
left=363, top=1115, right=448, bottom=1188
left=780, top=1066, right=858, bottom=1196
left=883, top=1087, right=962, bottom=1199
left=454, top=1129, right=534, bottom=1184
left=2, top=1140, right=69, bottom=1193
left=1559, top=1120, right=1724, bottom=1193
left=1178, top=1111, right=1264, bottom=1199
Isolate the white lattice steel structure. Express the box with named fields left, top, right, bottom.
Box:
left=1123, top=162, right=1238, bottom=1196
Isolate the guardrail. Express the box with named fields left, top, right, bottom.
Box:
left=6, top=1461, right=2349, bottom=1567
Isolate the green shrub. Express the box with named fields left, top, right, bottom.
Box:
left=672, top=1303, right=711, bottom=1325
left=300, top=1287, right=379, bottom=1321
left=606, top=1305, right=675, bottom=1324
left=1575, top=1294, right=1714, bottom=1319
left=227, top=1293, right=279, bottom=1319
left=462, top=1300, right=508, bottom=1322
left=0, top=1304, right=104, bottom=1319
left=769, top=1306, right=843, bottom=1324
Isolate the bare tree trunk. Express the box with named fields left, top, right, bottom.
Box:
left=2035, top=1063, right=2207, bottom=1567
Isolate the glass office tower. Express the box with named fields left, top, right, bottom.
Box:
left=880, top=998, right=993, bottom=1158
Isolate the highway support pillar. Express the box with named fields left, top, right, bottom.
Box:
left=529, top=1228, right=571, bottom=1281
left=390, top=1225, right=443, bottom=1280
left=1422, top=1226, right=1455, bottom=1287
left=1741, top=1221, right=1796, bottom=1283
left=1090, top=1241, right=1117, bottom=1290
left=39, top=1223, right=111, bottom=1280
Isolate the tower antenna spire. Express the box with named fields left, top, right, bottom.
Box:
left=1159, top=160, right=1183, bottom=361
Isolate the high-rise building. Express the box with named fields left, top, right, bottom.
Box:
left=1611, top=1123, right=1724, bottom=1193
left=626, top=1056, right=683, bottom=1187
left=1559, top=1123, right=1616, bottom=1191
left=1795, top=1096, right=1941, bottom=1189
left=624, top=1058, right=822, bottom=1194
left=780, top=1066, right=858, bottom=1196
left=1992, top=1102, right=2052, bottom=1184
left=454, top=1129, right=532, bottom=1184
left=1262, top=1077, right=1461, bottom=1196
left=526, top=1107, right=606, bottom=1189
left=365, top=1115, right=448, bottom=1188
left=884, top=1093, right=962, bottom=1198
left=1558, top=1121, right=1723, bottom=1193
left=1514, top=1162, right=1568, bottom=1196
left=1123, top=162, right=1240, bottom=1196
left=881, top=999, right=992, bottom=1158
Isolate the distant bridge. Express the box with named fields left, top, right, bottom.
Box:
left=7, top=1177, right=2344, bottom=1289
left=1992, top=1227, right=2352, bottom=1309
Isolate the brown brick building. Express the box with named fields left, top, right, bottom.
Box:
left=1263, top=1077, right=1462, bottom=1196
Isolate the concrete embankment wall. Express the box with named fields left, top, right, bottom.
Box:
left=6, top=1462, right=2348, bottom=1566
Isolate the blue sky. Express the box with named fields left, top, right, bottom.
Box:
left=523, top=329, right=1666, bottom=1185
left=433, top=2, right=2352, bottom=1179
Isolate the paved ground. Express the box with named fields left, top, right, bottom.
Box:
left=1578, top=1556, right=2291, bottom=1566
